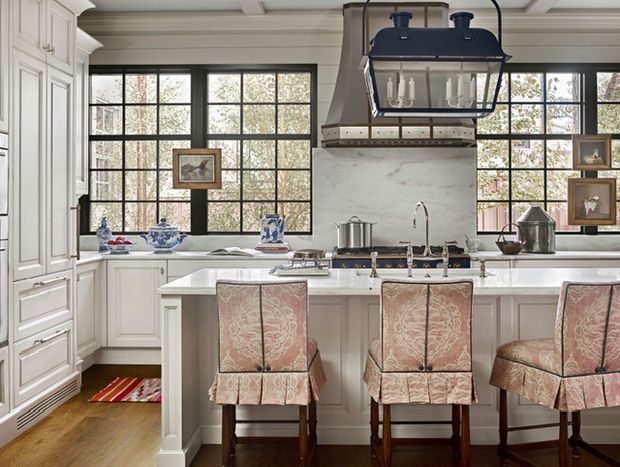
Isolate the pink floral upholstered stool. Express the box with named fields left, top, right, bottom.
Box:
left=209, top=280, right=327, bottom=467
left=490, top=281, right=620, bottom=467
left=363, top=280, right=477, bottom=467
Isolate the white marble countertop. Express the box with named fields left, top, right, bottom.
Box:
left=470, top=250, right=620, bottom=261
left=76, top=250, right=294, bottom=265
left=158, top=267, right=620, bottom=297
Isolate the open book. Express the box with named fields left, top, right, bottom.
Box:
left=207, top=247, right=263, bottom=257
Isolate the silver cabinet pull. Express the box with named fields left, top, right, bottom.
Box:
left=160, top=267, right=165, bottom=275
left=49, top=45, right=55, bottom=54
left=71, top=205, right=81, bottom=260
left=33, top=276, right=68, bottom=287
left=33, top=328, right=69, bottom=346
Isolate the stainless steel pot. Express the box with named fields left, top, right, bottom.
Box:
left=336, top=216, right=374, bottom=248
left=517, top=206, right=556, bottom=254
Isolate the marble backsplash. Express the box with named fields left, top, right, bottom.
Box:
left=81, top=147, right=477, bottom=252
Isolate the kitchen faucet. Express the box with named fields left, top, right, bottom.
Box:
left=413, top=201, right=433, bottom=258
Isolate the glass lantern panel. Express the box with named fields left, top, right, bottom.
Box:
left=367, top=59, right=503, bottom=115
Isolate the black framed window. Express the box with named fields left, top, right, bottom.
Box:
left=476, top=68, right=584, bottom=233
left=85, top=65, right=317, bottom=235
left=597, top=71, right=620, bottom=232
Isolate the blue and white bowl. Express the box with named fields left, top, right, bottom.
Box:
left=140, top=218, right=187, bottom=254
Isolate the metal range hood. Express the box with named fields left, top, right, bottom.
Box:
left=322, top=2, right=476, bottom=147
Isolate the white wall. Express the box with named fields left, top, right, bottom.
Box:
left=79, top=10, right=620, bottom=252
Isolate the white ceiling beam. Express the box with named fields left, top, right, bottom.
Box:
left=240, top=0, right=265, bottom=15
left=525, top=0, right=560, bottom=14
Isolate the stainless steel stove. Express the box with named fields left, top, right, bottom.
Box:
left=332, top=245, right=470, bottom=270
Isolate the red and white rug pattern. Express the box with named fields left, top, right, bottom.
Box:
left=89, top=377, right=162, bottom=403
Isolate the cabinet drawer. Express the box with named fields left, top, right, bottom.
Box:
left=13, top=271, right=73, bottom=341
left=13, top=321, right=73, bottom=407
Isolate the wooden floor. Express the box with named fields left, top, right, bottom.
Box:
left=0, top=364, right=618, bottom=466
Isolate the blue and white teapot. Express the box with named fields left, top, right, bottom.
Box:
left=140, top=218, right=187, bottom=253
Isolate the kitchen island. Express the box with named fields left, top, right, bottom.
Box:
left=156, top=268, right=620, bottom=467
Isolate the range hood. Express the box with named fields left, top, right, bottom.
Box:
left=322, top=2, right=476, bottom=147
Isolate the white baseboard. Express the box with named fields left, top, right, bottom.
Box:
left=157, top=427, right=202, bottom=467
left=95, top=347, right=161, bottom=365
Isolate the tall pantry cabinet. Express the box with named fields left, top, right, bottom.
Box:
left=1, top=0, right=98, bottom=448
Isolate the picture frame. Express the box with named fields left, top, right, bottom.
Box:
left=572, top=135, right=612, bottom=170
left=172, top=148, right=222, bottom=189
left=568, top=178, right=617, bottom=225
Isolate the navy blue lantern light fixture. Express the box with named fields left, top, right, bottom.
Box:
left=362, top=0, right=511, bottom=118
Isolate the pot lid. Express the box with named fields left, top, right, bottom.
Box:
left=338, top=215, right=374, bottom=225
left=517, top=206, right=555, bottom=225
left=147, top=218, right=180, bottom=232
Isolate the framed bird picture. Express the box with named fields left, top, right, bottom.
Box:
left=572, top=135, right=612, bottom=171
left=172, top=148, right=222, bottom=189
left=568, top=178, right=617, bottom=225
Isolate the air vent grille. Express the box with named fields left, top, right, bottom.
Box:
left=16, top=378, right=79, bottom=431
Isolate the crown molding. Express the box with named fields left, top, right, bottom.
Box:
left=60, top=0, right=96, bottom=15
left=77, top=28, right=103, bottom=53
left=78, top=8, right=620, bottom=37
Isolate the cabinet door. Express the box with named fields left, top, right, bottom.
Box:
left=46, top=0, right=74, bottom=74
left=13, top=0, right=47, bottom=62
left=12, top=51, right=47, bottom=281
left=12, top=320, right=74, bottom=407
left=74, top=46, right=88, bottom=195
left=47, top=66, right=74, bottom=274
left=107, top=260, right=167, bottom=348
left=0, top=0, right=9, bottom=133
left=76, top=263, right=100, bottom=358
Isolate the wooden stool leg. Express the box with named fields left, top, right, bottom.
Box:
left=498, top=389, right=508, bottom=465
left=382, top=404, right=392, bottom=467
left=451, top=404, right=461, bottom=459
left=559, top=411, right=569, bottom=467
left=570, top=411, right=582, bottom=457
left=370, top=398, right=379, bottom=459
left=229, top=404, right=237, bottom=455
left=299, top=405, right=309, bottom=467
left=221, top=405, right=232, bottom=467
left=309, top=399, right=318, bottom=446
left=460, top=405, right=471, bottom=467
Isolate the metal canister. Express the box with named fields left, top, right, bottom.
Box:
left=516, top=206, right=556, bottom=254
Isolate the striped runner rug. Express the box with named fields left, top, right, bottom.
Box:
left=89, top=377, right=162, bottom=403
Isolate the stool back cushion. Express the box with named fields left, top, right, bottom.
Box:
left=380, top=280, right=474, bottom=372
left=217, top=281, right=309, bottom=373
left=555, top=282, right=620, bottom=376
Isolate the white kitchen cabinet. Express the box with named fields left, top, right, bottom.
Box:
left=76, top=262, right=101, bottom=358
left=0, top=0, right=9, bottom=134
left=46, top=0, right=74, bottom=74
left=0, top=346, right=8, bottom=419
left=12, top=320, right=74, bottom=407
left=13, top=0, right=47, bottom=62
left=47, top=65, right=74, bottom=273
left=12, top=50, right=47, bottom=281
left=12, top=49, right=76, bottom=280
left=74, top=29, right=101, bottom=196
left=13, top=0, right=75, bottom=74
left=107, top=260, right=167, bottom=348
left=12, top=271, right=73, bottom=342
